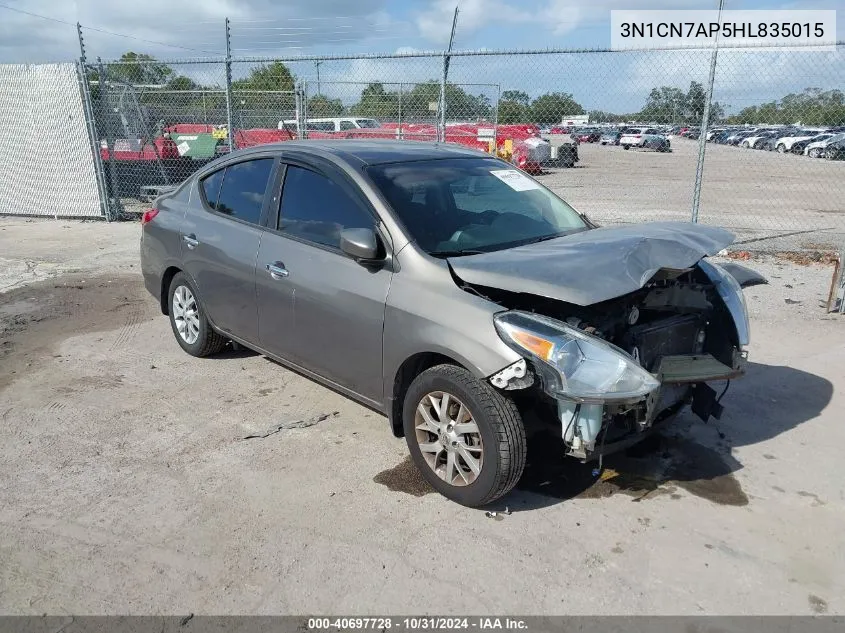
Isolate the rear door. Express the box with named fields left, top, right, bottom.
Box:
left=180, top=155, right=277, bottom=344
left=256, top=160, right=392, bottom=402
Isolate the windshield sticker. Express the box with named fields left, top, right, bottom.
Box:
left=490, top=169, right=540, bottom=191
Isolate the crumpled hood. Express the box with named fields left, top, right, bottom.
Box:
left=448, top=222, right=734, bottom=306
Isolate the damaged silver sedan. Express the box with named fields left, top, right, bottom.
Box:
left=140, top=140, right=765, bottom=507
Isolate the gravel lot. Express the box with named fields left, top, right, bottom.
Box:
left=537, top=137, right=845, bottom=251
left=1, top=217, right=844, bottom=615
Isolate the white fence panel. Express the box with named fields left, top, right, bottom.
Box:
left=0, top=63, right=102, bottom=218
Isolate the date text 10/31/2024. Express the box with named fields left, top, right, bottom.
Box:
left=307, top=618, right=529, bottom=630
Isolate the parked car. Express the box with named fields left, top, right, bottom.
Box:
left=140, top=140, right=762, bottom=506
left=791, top=133, right=833, bottom=155
left=549, top=126, right=571, bottom=134
left=279, top=117, right=381, bottom=132
left=773, top=129, right=828, bottom=153
left=741, top=130, right=779, bottom=149
left=599, top=129, right=622, bottom=145
left=574, top=128, right=601, bottom=143
left=706, top=128, right=726, bottom=141
left=723, top=129, right=759, bottom=145
left=805, top=133, right=845, bottom=158
left=710, top=130, right=734, bottom=144
left=824, top=138, right=845, bottom=160
left=619, top=127, right=671, bottom=151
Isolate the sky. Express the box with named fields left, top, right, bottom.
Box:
left=0, top=0, right=842, bottom=114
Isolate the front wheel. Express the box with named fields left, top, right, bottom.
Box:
left=622, top=144, right=630, bottom=150
left=403, top=364, right=526, bottom=507
left=777, top=143, right=787, bottom=153
left=808, top=148, right=821, bottom=158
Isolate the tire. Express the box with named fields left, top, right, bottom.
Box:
left=167, top=272, right=227, bottom=357
left=777, top=143, right=787, bottom=153
left=402, top=364, right=526, bottom=507
left=809, top=148, right=821, bottom=158
left=622, top=145, right=630, bottom=150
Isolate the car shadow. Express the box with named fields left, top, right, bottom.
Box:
left=496, top=361, right=832, bottom=512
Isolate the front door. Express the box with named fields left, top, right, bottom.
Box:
left=256, top=163, right=392, bottom=402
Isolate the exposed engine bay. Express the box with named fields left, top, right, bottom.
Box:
left=460, top=264, right=749, bottom=460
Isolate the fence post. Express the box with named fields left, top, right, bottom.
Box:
left=691, top=0, right=724, bottom=223
left=439, top=54, right=447, bottom=143
left=493, top=83, right=500, bottom=152
left=97, top=58, right=123, bottom=220
left=438, top=7, right=459, bottom=143
left=224, top=18, right=235, bottom=152
left=76, top=22, right=86, bottom=65
left=398, top=82, right=403, bottom=139
left=77, top=61, right=110, bottom=221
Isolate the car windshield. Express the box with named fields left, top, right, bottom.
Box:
left=367, top=158, right=588, bottom=256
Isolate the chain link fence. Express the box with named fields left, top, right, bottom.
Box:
left=75, top=44, right=845, bottom=251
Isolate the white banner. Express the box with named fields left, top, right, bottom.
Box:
left=611, top=10, right=837, bottom=51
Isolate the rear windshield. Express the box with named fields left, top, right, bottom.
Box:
left=367, top=158, right=587, bottom=256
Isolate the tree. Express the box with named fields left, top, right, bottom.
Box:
left=726, top=88, right=844, bottom=126
left=308, top=94, right=343, bottom=117
left=232, top=61, right=296, bottom=92
left=686, top=81, right=707, bottom=122
left=639, top=86, right=687, bottom=124
left=166, top=75, right=199, bottom=91
left=589, top=110, right=628, bottom=123
left=501, top=90, right=530, bottom=106
left=107, top=52, right=173, bottom=85
left=529, top=92, right=585, bottom=125
left=350, top=83, right=400, bottom=118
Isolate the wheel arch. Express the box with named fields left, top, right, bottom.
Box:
left=388, top=351, right=470, bottom=438
left=159, top=266, right=182, bottom=315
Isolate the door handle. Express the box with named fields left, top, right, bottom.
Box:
left=266, top=262, right=289, bottom=280
left=182, top=234, right=199, bottom=249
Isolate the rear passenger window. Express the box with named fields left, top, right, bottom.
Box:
left=213, top=158, right=274, bottom=225
left=201, top=169, right=224, bottom=209
left=277, top=165, right=374, bottom=249
left=339, top=120, right=356, bottom=131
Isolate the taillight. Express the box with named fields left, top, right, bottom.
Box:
left=141, top=208, right=159, bottom=225
left=634, top=134, right=642, bottom=138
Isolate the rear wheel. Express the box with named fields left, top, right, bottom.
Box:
left=809, top=148, right=822, bottom=158
left=403, top=364, right=526, bottom=507
left=777, top=143, right=787, bottom=153
left=622, top=145, right=630, bottom=150
left=167, top=272, right=227, bottom=357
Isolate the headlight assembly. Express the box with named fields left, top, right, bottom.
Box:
left=698, top=259, right=750, bottom=346
left=493, top=310, right=660, bottom=402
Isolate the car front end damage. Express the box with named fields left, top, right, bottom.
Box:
left=480, top=260, right=758, bottom=461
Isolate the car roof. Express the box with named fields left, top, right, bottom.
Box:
left=224, top=139, right=488, bottom=166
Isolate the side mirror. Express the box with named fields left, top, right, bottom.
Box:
left=340, top=227, right=381, bottom=262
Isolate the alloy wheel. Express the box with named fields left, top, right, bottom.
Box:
left=414, top=391, right=483, bottom=487
left=172, top=285, right=200, bottom=345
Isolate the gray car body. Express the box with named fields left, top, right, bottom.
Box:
left=141, top=140, right=748, bottom=436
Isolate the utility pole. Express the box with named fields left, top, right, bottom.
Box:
left=315, top=60, right=322, bottom=96
left=438, top=6, right=459, bottom=143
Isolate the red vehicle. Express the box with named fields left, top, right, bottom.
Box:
left=549, top=126, right=571, bottom=134
left=574, top=129, right=601, bottom=143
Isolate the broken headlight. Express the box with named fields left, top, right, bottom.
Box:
left=494, top=310, right=660, bottom=402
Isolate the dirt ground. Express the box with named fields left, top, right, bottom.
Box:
left=1, top=217, right=844, bottom=615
